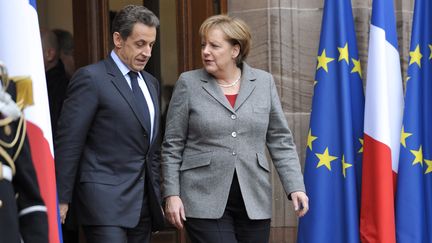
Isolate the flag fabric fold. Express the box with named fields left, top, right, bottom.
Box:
left=0, top=0, right=62, bottom=242
left=297, top=0, right=364, bottom=242
left=360, top=0, right=404, bottom=242
left=396, top=0, right=432, bottom=242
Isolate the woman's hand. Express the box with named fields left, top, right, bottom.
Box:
left=290, top=191, right=309, bottom=217
left=164, top=195, right=186, bottom=229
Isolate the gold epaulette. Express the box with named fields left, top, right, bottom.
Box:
left=9, top=76, right=34, bottom=110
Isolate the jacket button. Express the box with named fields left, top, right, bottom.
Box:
left=0, top=200, right=3, bottom=208
left=232, top=151, right=237, bottom=156
left=231, top=132, right=237, bottom=137
left=231, top=114, right=237, bottom=120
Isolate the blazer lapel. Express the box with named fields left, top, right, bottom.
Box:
left=141, top=71, right=160, bottom=143
left=105, top=57, right=150, bottom=134
left=200, top=63, right=257, bottom=112
left=234, top=63, right=257, bottom=111
left=201, top=71, right=235, bottom=113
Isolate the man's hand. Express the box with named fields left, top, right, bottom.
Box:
left=164, top=196, right=186, bottom=229
left=291, top=191, right=309, bottom=217
left=59, top=203, right=69, bottom=224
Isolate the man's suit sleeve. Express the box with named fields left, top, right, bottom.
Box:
left=151, top=135, right=162, bottom=198
left=150, top=75, right=162, bottom=200
left=265, top=73, right=306, bottom=196
left=161, top=75, right=189, bottom=198
left=55, top=67, right=99, bottom=203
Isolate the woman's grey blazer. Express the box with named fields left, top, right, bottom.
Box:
left=162, top=63, right=305, bottom=220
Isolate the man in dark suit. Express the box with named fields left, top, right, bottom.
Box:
left=55, top=5, right=164, bottom=243
left=52, top=29, right=75, bottom=79
left=41, top=29, right=70, bottom=139
left=41, top=28, right=78, bottom=243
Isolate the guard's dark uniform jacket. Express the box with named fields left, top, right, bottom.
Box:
left=0, top=81, right=48, bottom=243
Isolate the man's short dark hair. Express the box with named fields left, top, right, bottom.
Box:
left=111, top=5, right=159, bottom=40
left=53, top=29, right=74, bottom=56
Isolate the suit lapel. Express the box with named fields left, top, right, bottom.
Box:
left=141, top=71, right=160, bottom=143
left=201, top=72, right=235, bottom=113
left=201, top=63, right=257, bottom=112
left=234, top=63, right=256, bottom=111
left=105, top=57, right=150, bottom=135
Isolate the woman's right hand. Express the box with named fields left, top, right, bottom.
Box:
left=164, top=195, right=186, bottom=229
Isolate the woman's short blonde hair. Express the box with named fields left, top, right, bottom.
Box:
left=199, top=15, right=251, bottom=66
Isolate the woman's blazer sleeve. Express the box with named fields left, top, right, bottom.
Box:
left=161, top=75, right=189, bottom=198
left=266, top=74, right=306, bottom=196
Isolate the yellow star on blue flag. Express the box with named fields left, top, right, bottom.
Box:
left=298, top=0, right=364, bottom=242
left=396, top=0, right=432, bottom=242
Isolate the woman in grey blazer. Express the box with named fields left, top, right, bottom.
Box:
left=162, top=15, right=309, bottom=243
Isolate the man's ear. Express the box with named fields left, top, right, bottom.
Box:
left=113, top=32, right=123, bottom=48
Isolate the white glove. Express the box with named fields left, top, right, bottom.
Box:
left=0, top=89, right=21, bottom=120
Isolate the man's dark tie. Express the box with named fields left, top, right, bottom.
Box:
left=129, top=71, right=151, bottom=137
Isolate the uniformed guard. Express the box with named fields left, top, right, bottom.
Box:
left=0, top=62, right=48, bottom=243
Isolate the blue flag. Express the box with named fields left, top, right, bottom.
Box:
left=396, top=0, right=432, bottom=242
left=297, top=0, right=364, bottom=242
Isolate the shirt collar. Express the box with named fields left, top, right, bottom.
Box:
left=110, top=50, right=143, bottom=80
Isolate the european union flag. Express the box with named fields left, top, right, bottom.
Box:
left=396, top=0, right=432, bottom=242
left=297, top=0, right=364, bottom=242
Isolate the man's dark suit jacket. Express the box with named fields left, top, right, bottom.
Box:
left=46, top=59, right=69, bottom=139
left=55, top=56, right=164, bottom=230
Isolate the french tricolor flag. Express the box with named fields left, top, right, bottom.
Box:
left=0, top=0, right=62, bottom=242
left=360, top=0, right=404, bottom=242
